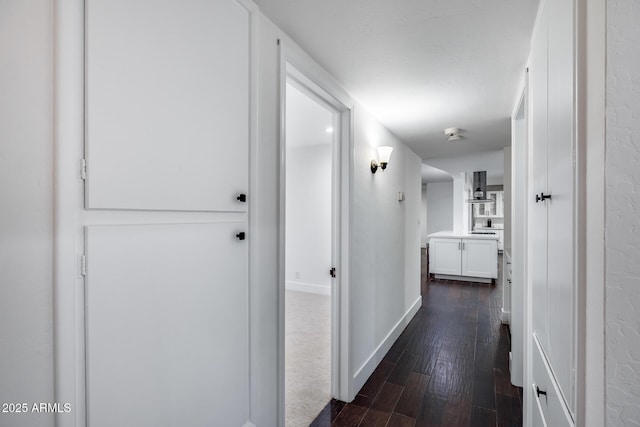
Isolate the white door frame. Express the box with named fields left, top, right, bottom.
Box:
left=277, top=42, right=353, bottom=425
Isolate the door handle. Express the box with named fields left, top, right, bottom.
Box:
left=235, top=232, right=246, bottom=241
left=536, top=386, right=547, bottom=398
left=535, top=193, right=551, bottom=203
left=329, top=267, right=336, bottom=278
left=236, top=193, right=247, bottom=203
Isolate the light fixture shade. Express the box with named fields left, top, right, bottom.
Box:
left=377, top=146, right=393, bottom=164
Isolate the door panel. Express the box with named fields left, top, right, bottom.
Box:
left=85, top=223, right=248, bottom=427
left=529, top=7, right=549, bottom=351
left=85, top=0, right=249, bottom=211
left=545, top=0, right=575, bottom=410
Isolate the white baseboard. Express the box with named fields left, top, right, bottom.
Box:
left=285, top=281, right=331, bottom=296
left=501, top=308, right=511, bottom=324
left=242, top=422, right=256, bottom=427
left=353, top=296, right=422, bottom=394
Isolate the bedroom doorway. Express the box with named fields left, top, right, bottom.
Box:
left=283, top=79, right=335, bottom=427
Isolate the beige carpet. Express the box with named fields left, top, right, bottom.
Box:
left=285, top=289, right=332, bottom=427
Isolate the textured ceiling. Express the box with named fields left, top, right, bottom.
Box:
left=254, top=0, right=539, bottom=164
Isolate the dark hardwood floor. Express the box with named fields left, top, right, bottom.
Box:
left=309, top=251, right=522, bottom=427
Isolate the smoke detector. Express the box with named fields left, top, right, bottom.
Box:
left=443, top=127, right=462, bottom=141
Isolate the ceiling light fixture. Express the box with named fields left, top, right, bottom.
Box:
left=444, top=127, right=462, bottom=141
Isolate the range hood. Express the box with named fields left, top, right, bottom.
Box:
left=466, top=171, right=495, bottom=203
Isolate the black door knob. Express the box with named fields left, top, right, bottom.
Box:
left=536, top=386, right=547, bottom=397
left=237, top=193, right=247, bottom=203
left=236, top=232, right=246, bottom=241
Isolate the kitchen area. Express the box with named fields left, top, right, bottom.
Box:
left=425, top=170, right=505, bottom=285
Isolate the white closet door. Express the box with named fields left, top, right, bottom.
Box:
left=85, top=223, right=248, bottom=427
left=529, top=6, right=549, bottom=350
left=545, top=0, right=575, bottom=410
left=85, top=0, right=249, bottom=211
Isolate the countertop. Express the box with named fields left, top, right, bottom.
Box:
left=474, top=225, right=504, bottom=230
left=427, top=230, right=499, bottom=241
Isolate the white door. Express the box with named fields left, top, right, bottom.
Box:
left=77, top=1, right=252, bottom=426
left=429, top=238, right=462, bottom=275
left=85, top=0, right=249, bottom=212
left=461, top=238, right=498, bottom=278
left=529, top=3, right=549, bottom=351
left=544, top=0, right=575, bottom=410
left=85, top=223, right=249, bottom=427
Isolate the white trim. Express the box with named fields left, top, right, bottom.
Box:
left=242, top=422, right=257, bottom=427
left=54, top=1, right=86, bottom=426
left=352, top=297, right=422, bottom=394
left=277, top=40, right=354, bottom=423
left=576, top=0, right=605, bottom=424
left=285, top=281, right=331, bottom=296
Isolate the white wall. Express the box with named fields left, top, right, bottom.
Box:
left=0, top=2, right=55, bottom=426
left=350, top=104, right=422, bottom=391
left=286, top=144, right=332, bottom=293
left=605, top=1, right=640, bottom=424
left=425, top=181, right=453, bottom=236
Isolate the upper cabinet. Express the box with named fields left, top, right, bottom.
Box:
left=85, top=0, right=250, bottom=212
left=474, top=190, right=504, bottom=217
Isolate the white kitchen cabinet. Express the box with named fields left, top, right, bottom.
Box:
left=497, top=229, right=504, bottom=251
left=429, top=238, right=463, bottom=275
left=474, top=190, right=504, bottom=218
left=526, top=0, right=576, bottom=424
left=429, top=235, right=498, bottom=280
left=461, top=238, right=498, bottom=278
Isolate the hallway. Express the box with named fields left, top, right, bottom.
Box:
left=310, top=254, right=522, bottom=426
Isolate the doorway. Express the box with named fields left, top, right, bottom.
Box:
left=278, top=55, right=353, bottom=426
left=284, top=81, right=334, bottom=426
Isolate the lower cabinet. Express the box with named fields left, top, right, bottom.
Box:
left=532, top=334, right=574, bottom=427
left=429, top=237, right=498, bottom=279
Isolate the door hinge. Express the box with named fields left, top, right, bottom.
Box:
left=80, top=254, right=87, bottom=277
left=329, top=267, right=336, bottom=278
left=81, top=158, right=87, bottom=180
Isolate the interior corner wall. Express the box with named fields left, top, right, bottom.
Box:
left=605, top=1, right=640, bottom=425
left=425, top=181, right=454, bottom=236
left=421, top=185, right=428, bottom=247
left=0, top=1, right=55, bottom=426
left=350, top=104, right=422, bottom=392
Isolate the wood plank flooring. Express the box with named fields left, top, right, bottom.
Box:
left=310, top=252, right=522, bottom=427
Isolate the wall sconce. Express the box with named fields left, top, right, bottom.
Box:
left=370, top=146, right=393, bottom=173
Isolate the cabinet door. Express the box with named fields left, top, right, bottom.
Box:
left=461, top=239, right=498, bottom=278
left=429, top=238, right=461, bottom=275
left=86, top=0, right=249, bottom=211
left=85, top=223, right=249, bottom=427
